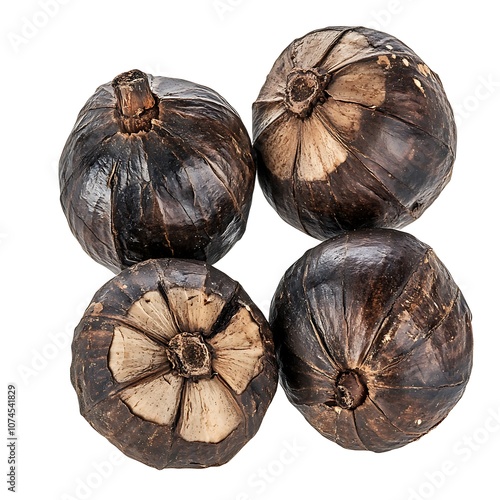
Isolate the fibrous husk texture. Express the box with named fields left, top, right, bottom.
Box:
left=270, top=229, right=472, bottom=452
left=60, top=70, right=256, bottom=273
left=71, top=259, right=278, bottom=468
left=253, top=27, right=456, bottom=238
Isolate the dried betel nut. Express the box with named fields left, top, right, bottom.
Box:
left=70, top=259, right=278, bottom=468
left=252, top=26, right=457, bottom=238
left=270, top=229, right=473, bottom=452
left=59, top=69, right=256, bottom=273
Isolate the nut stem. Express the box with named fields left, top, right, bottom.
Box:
left=112, top=69, right=158, bottom=133
left=167, top=332, right=212, bottom=378
left=335, top=371, right=367, bottom=410
left=284, top=68, right=330, bottom=118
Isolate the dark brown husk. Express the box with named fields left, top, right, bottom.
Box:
left=253, top=27, right=457, bottom=239
left=60, top=70, right=256, bottom=273
left=270, top=229, right=473, bottom=452
left=71, top=258, right=278, bottom=468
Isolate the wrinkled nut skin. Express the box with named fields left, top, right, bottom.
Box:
left=60, top=70, right=256, bottom=273
left=70, top=259, right=278, bottom=469
left=253, top=27, right=457, bottom=239
left=270, top=229, right=473, bottom=452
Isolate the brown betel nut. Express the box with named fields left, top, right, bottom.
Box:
left=253, top=27, right=457, bottom=238
left=71, top=258, right=278, bottom=468
left=60, top=69, right=256, bottom=273
left=270, top=229, right=473, bottom=452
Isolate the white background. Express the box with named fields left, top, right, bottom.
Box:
left=2, top=1, right=499, bottom=499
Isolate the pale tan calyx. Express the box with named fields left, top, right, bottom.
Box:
left=178, top=378, right=243, bottom=443
left=127, top=290, right=178, bottom=342
left=263, top=54, right=387, bottom=182
left=120, top=373, right=183, bottom=426
left=107, top=288, right=265, bottom=443
left=208, top=306, right=265, bottom=394
left=108, top=325, right=169, bottom=383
